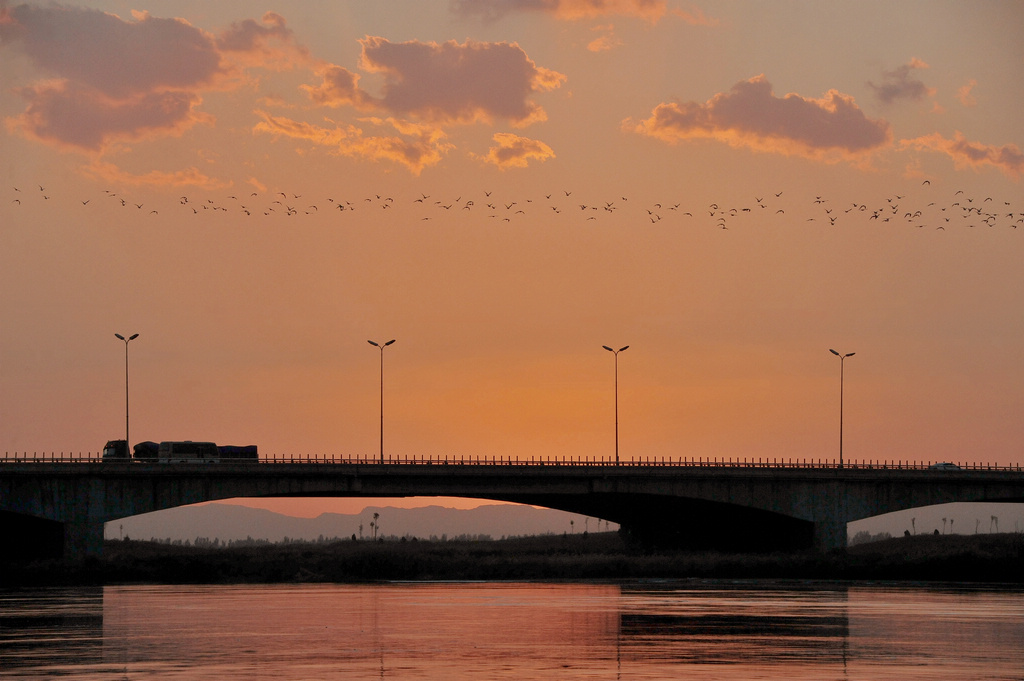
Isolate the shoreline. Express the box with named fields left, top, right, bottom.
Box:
left=3, top=532, right=1021, bottom=587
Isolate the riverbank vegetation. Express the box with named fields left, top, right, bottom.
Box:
left=2, top=531, right=1021, bottom=586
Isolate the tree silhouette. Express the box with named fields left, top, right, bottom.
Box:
left=373, top=512, right=380, bottom=540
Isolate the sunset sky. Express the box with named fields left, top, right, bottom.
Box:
left=2, top=1, right=1022, bottom=517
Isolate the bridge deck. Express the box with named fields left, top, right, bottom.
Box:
left=3, top=452, right=1021, bottom=471
left=3, top=455, right=1022, bottom=561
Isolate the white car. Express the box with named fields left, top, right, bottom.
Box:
left=928, top=462, right=960, bottom=470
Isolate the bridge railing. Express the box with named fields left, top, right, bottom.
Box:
left=2, top=451, right=1021, bottom=471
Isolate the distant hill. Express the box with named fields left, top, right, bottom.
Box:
left=105, top=503, right=613, bottom=543
left=104, top=499, right=1024, bottom=546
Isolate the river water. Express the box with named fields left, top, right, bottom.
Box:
left=1, top=582, right=1021, bottom=680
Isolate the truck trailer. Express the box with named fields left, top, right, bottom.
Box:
left=102, top=440, right=258, bottom=462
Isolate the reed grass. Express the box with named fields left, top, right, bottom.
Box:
left=3, top=531, right=1021, bottom=586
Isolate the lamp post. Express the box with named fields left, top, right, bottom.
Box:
left=829, top=348, right=855, bottom=468
left=115, top=333, right=139, bottom=456
left=602, top=345, right=629, bottom=464
left=368, top=339, right=396, bottom=464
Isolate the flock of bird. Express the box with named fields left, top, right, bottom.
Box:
left=6, top=181, right=1022, bottom=232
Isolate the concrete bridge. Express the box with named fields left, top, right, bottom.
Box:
left=2, top=455, right=1023, bottom=561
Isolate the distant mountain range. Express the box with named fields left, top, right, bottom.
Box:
left=104, top=500, right=1024, bottom=545
left=105, top=503, right=613, bottom=543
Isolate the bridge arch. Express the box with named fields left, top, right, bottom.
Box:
left=848, top=499, right=1024, bottom=540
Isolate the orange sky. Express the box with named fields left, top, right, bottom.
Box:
left=2, top=1, right=1022, bottom=517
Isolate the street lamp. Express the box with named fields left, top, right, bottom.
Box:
left=829, top=348, right=855, bottom=468
left=368, top=339, right=396, bottom=464
left=602, top=345, right=629, bottom=464
left=115, top=333, right=139, bottom=457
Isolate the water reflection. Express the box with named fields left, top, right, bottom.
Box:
left=0, top=588, right=104, bottom=671
left=1, top=582, right=1021, bottom=680
left=619, top=584, right=850, bottom=667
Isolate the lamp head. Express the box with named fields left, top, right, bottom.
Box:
left=115, top=333, right=125, bottom=341
left=829, top=348, right=840, bottom=356
left=368, top=340, right=379, bottom=347
left=602, top=345, right=614, bottom=352
left=384, top=339, right=396, bottom=347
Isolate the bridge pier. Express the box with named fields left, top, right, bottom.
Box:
left=813, top=518, right=848, bottom=552
left=63, top=519, right=105, bottom=562
left=808, top=479, right=850, bottom=552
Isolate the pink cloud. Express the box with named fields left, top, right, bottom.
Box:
left=302, top=64, right=370, bottom=109
left=626, top=75, right=892, bottom=161
left=547, top=0, right=669, bottom=21
left=451, top=0, right=712, bottom=23
left=587, top=25, right=623, bottom=52
left=868, top=58, right=934, bottom=105
left=9, top=82, right=210, bottom=151
left=357, top=37, right=565, bottom=126
left=956, top=79, right=978, bottom=107
left=81, top=160, right=231, bottom=190
left=252, top=111, right=453, bottom=175
left=901, top=131, right=1023, bottom=178
left=216, top=11, right=312, bottom=70
left=0, top=4, right=312, bottom=153
left=472, top=132, right=556, bottom=168
left=289, top=38, right=564, bottom=172
left=669, top=5, right=718, bottom=26
left=0, top=4, right=223, bottom=99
